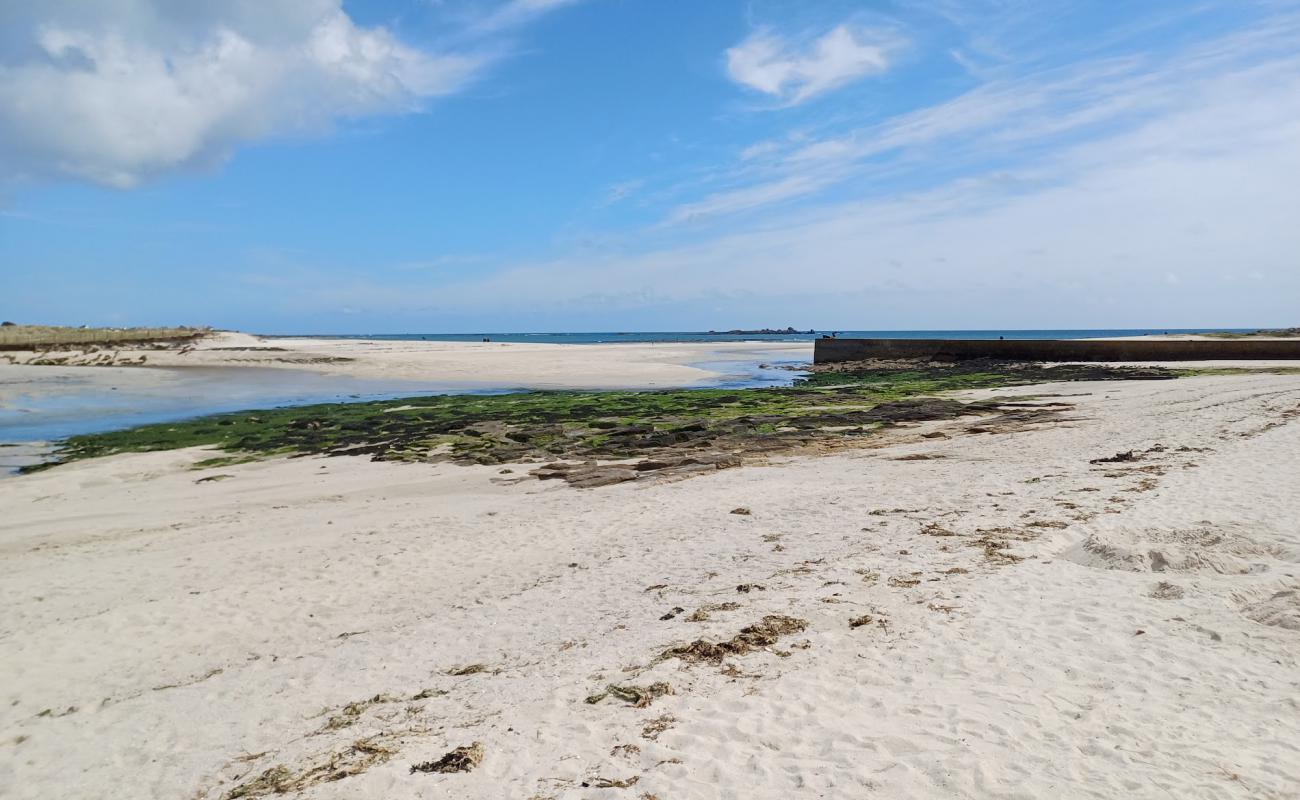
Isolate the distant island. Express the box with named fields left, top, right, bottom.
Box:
left=1205, top=327, right=1300, bottom=339
left=704, top=327, right=815, bottom=335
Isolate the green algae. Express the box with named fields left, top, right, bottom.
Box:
left=29, top=363, right=1179, bottom=473
left=1173, top=366, right=1300, bottom=377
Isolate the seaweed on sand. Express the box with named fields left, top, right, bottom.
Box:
left=584, top=775, right=640, bottom=788
left=685, top=602, right=741, bottom=622
left=660, top=615, right=808, bottom=664
left=318, top=693, right=400, bottom=732
left=410, top=741, right=484, bottom=774
left=640, top=714, right=676, bottom=740
left=225, top=735, right=397, bottom=798
left=585, top=682, right=674, bottom=708
left=446, top=663, right=491, bottom=676
left=31, top=362, right=1178, bottom=476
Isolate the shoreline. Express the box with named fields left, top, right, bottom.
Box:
left=0, top=335, right=813, bottom=447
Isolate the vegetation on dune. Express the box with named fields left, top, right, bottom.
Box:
left=1202, top=327, right=1300, bottom=339
left=30, top=362, right=1184, bottom=474
left=0, top=324, right=210, bottom=349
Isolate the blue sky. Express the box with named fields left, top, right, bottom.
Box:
left=2, top=0, right=1298, bottom=333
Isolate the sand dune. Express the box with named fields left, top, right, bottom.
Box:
left=1, top=373, right=1298, bottom=798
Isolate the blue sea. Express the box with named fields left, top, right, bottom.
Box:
left=287, top=328, right=1251, bottom=344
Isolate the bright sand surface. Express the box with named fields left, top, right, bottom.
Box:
left=2, top=372, right=1298, bottom=799
left=1, top=332, right=814, bottom=394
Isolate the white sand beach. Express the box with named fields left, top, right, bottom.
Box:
left=2, top=332, right=814, bottom=393
left=2, top=367, right=1297, bottom=799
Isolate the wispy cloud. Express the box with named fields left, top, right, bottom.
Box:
left=602, top=179, right=645, bottom=206
left=726, top=24, right=904, bottom=106
left=662, top=10, right=1300, bottom=227
left=469, top=0, right=584, bottom=35
left=665, top=173, right=838, bottom=225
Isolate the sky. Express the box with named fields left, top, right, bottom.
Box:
left=1, top=0, right=1298, bottom=334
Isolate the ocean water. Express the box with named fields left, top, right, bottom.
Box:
left=0, top=367, right=503, bottom=444
left=288, top=328, right=1254, bottom=344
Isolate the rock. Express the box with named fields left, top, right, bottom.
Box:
left=565, top=465, right=639, bottom=488
left=863, top=398, right=994, bottom=422
left=530, top=467, right=569, bottom=480
left=686, top=453, right=743, bottom=469
left=634, top=457, right=687, bottom=471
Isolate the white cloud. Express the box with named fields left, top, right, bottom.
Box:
left=0, top=1, right=489, bottom=187
left=726, top=24, right=901, bottom=105
left=470, top=0, right=583, bottom=35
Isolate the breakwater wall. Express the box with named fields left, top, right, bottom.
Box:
left=813, top=337, right=1300, bottom=363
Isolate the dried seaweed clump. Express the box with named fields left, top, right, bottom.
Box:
left=921, top=522, right=957, bottom=537
left=660, top=615, right=808, bottom=664
left=225, top=736, right=396, bottom=798
left=969, top=534, right=1025, bottom=564
left=410, top=741, right=484, bottom=774
left=586, top=682, right=674, bottom=708
left=320, top=693, right=399, bottom=732
left=446, top=663, right=490, bottom=676
left=1091, top=450, right=1138, bottom=464
left=1149, top=581, right=1186, bottom=600
left=685, top=602, right=741, bottom=622
left=641, top=714, right=676, bottom=741
left=584, top=776, right=640, bottom=789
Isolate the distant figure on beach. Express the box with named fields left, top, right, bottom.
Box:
left=482, top=337, right=491, bottom=342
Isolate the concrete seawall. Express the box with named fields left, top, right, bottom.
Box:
left=813, top=337, right=1300, bottom=364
